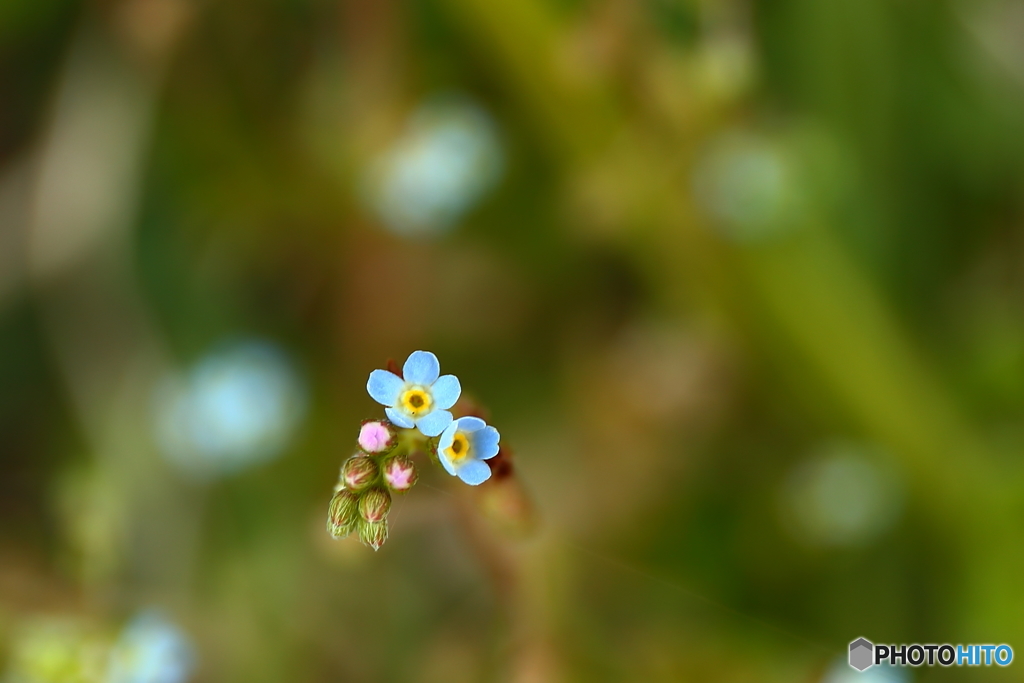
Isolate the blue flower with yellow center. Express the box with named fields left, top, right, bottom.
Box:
left=437, top=416, right=500, bottom=485
left=366, top=350, right=461, bottom=437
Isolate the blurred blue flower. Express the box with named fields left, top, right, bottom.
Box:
left=437, top=416, right=500, bottom=486
left=821, top=656, right=910, bottom=683
left=363, top=97, right=503, bottom=236
left=106, top=612, right=194, bottom=683
left=692, top=131, right=800, bottom=242
left=781, top=442, right=904, bottom=548
left=154, top=340, right=307, bottom=478
left=367, top=350, right=460, bottom=437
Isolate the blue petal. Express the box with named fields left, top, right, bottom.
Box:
left=437, top=421, right=457, bottom=452
left=455, top=416, right=485, bottom=433
left=437, top=448, right=457, bottom=476
left=436, top=422, right=459, bottom=475
left=367, top=370, right=404, bottom=406
left=385, top=406, right=415, bottom=429
left=403, top=350, right=440, bottom=386
left=431, top=375, right=461, bottom=410
left=416, top=409, right=452, bottom=437
left=457, top=459, right=492, bottom=486
left=472, top=426, right=500, bottom=460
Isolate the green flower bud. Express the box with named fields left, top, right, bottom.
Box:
left=358, top=487, right=392, bottom=523
left=342, top=454, right=378, bottom=491
left=327, top=489, right=359, bottom=539
left=358, top=519, right=389, bottom=551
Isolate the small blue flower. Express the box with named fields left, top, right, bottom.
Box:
left=437, top=416, right=500, bottom=485
left=366, top=351, right=461, bottom=437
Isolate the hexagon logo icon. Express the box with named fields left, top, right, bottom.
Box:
left=849, top=638, right=874, bottom=671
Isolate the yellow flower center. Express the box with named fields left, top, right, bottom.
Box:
left=400, top=387, right=432, bottom=416
left=445, top=433, right=471, bottom=463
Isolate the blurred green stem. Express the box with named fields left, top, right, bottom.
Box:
left=439, top=0, right=1023, bottom=649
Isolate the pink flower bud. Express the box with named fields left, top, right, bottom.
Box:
left=382, top=454, right=418, bottom=492
left=358, top=420, right=395, bottom=453
left=358, top=487, right=392, bottom=523
left=342, top=455, right=378, bottom=491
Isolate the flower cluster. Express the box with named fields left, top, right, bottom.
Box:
left=327, top=351, right=502, bottom=550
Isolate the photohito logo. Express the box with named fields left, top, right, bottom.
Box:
left=849, top=638, right=1013, bottom=671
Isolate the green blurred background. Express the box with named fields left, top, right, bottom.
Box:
left=2, top=0, right=1024, bottom=681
